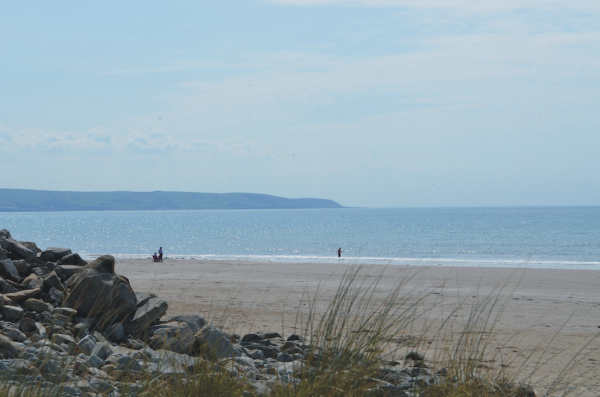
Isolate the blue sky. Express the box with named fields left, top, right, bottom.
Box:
left=1, top=1, right=599, bottom=207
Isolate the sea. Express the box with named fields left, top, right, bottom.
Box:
left=1, top=207, right=600, bottom=270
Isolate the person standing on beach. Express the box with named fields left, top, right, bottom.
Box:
left=158, top=246, right=163, bottom=262
left=337, top=247, right=342, bottom=258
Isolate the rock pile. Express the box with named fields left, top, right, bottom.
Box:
left=0, top=229, right=531, bottom=396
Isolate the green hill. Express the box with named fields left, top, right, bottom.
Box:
left=0, top=189, right=343, bottom=212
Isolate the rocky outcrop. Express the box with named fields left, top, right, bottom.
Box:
left=63, top=256, right=137, bottom=331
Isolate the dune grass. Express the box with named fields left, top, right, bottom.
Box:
left=2, top=266, right=597, bottom=396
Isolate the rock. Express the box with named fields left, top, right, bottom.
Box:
left=197, top=326, right=242, bottom=359
left=106, top=322, right=126, bottom=343
left=87, top=255, right=114, bottom=273
left=57, top=253, right=87, bottom=267
left=22, top=298, right=53, bottom=313
left=107, top=354, right=142, bottom=371
left=91, top=342, right=113, bottom=360
left=48, top=287, right=64, bottom=304
left=287, top=334, right=302, bottom=342
left=1, top=305, right=23, bottom=322
left=149, top=321, right=196, bottom=354
left=54, top=307, right=78, bottom=318
left=78, top=335, right=96, bottom=355
left=242, top=333, right=264, bottom=344
left=42, top=271, right=64, bottom=291
left=0, top=294, right=14, bottom=306
left=168, top=314, right=206, bottom=332
left=247, top=349, right=265, bottom=360
left=87, top=354, right=104, bottom=368
left=0, top=230, right=10, bottom=239
left=20, top=241, right=41, bottom=254
left=127, top=297, right=168, bottom=337
left=12, top=260, right=31, bottom=278
left=0, top=237, right=35, bottom=260
left=0, top=322, right=26, bottom=342
left=52, top=333, right=77, bottom=350
left=19, top=316, right=37, bottom=334
left=63, top=260, right=137, bottom=331
left=22, top=273, right=42, bottom=289
left=135, top=292, right=157, bottom=307
left=276, top=352, right=295, bottom=362
left=264, top=332, right=282, bottom=339
left=4, top=288, right=41, bottom=303
left=40, top=248, right=72, bottom=262
left=0, top=259, right=21, bottom=282
left=55, top=265, right=85, bottom=282
left=0, top=278, right=18, bottom=293
left=0, top=333, right=23, bottom=358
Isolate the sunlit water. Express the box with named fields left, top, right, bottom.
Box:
left=2, top=207, right=600, bottom=269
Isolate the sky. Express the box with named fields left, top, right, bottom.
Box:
left=1, top=1, right=599, bottom=207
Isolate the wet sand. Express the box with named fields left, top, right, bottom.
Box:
left=118, top=258, right=600, bottom=396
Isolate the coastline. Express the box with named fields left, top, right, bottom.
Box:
left=118, top=258, right=600, bottom=395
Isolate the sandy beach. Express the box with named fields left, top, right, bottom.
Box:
left=118, top=258, right=600, bottom=395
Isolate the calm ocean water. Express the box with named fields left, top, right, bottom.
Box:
left=1, top=207, right=600, bottom=269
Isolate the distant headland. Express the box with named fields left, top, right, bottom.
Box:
left=0, top=189, right=343, bottom=212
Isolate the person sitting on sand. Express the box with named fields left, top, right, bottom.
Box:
left=152, top=252, right=158, bottom=262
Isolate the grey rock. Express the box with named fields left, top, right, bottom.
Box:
left=0, top=334, right=23, bottom=358
left=20, top=241, right=41, bottom=254
left=48, top=287, right=64, bottom=304
left=92, top=342, right=113, bottom=360
left=55, top=265, right=85, bottom=282
left=107, top=354, right=142, bottom=371
left=0, top=230, right=10, bottom=239
left=169, top=314, right=206, bottom=332
left=53, top=333, right=77, bottom=349
left=78, top=335, right=96, bottom=355
left=1, top=305, right=24, bottom=322
left=22, top=298, right=53, bottom=313
left=0, top=322, right=26, bottom=342
left=135, top=292, right=157, bottom=306
left=57, top=253, right=87, bottom=267
left=287, top=334, right=302, bottom=342
left=12, top=260, right=31, bottom=278
left=89, top=377, right=114, bottom=393
left=42, top=271, right=64, bottom=291
left=0, top=259, right=21, bottom=281
left=242, top=333, right=264, bottom=344
left=54, top=307, right=78, bottom=318
left=19, top=316, right=37, bottom=333
left=40, top=248, right=72, bottom=262
left=197, top=326, right=242, bottom=359
left=106, top=322, right=126, bottom=343
left=248, top=349, right=265, bottom=360
left=63, top=260, right=137, bottom=331
left=148, top=320, right=196, bottom=354
left=87, top=255, right=114, bottom=273
left=0, top=237, right=35, bottom=260
left=276, top=352, right=294, bottom=362
left=4, top=288, right=40, bottom=303
left=127, top=297, right=168, bottom=337
left=0, top=277, right=18, bottom=293
left=22, top=273, right=42, bottom=289
left=87, top=354, right=104, bottom=368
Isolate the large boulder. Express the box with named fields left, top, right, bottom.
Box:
left=0, top=236, right=35, bottom=260
left=196, top=326, right=242, bottom=359
left=54, top=265, right=85, bottom=282
left=126, top=297, right=168, bottom=337
left=40, top=248, right=72, bottom=262
left=0, top=230, right=10, bottom=239
left=63, top=256, right=137, bottom=331
left=20, top=242, right=41, bottom=254
left=57, top=253, right=87, bottom=267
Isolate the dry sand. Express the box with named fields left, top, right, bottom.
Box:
left=118, top=258, right=600, bottom=395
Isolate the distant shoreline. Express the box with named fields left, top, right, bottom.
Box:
left=0, top=188, right=343, bottom=211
